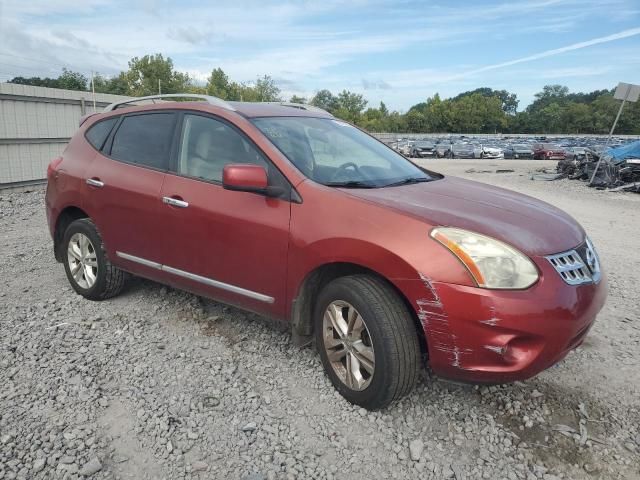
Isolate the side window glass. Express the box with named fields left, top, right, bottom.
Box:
left=177, top=114, right=267, bottom=182
left=86, top=118, right=117, bottom=151
left=110, top=113, right=175, bottom=169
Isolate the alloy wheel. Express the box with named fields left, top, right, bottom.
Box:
left=322, top=300, right=375, bottom=391
left=67, top=232, right=98, bottom=289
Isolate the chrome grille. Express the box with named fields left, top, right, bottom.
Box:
left=546, top=238, right=601, bottom=286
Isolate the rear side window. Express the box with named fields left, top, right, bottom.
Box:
left=110, top=113, right=175, bottom=169
left=85, top=118, right=117, bottom=151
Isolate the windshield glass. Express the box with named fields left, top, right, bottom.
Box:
left=252, top=117, right=431, bottom=187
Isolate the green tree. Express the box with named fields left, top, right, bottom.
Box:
left=379, top=101, right=389, bottom=117
left=448, top=93, right=506, bottom=133
left=310, top=89, right=339, bottom=113
left=406, top=109, right=426, bottom=132
left=57, top=68, right=88, bottom=91
left=206, top=68, right=232, bottom=99
left=9, top=76, right=59, bottom=88
left=92, top=73, right=129, bottom=95
left=289, top=95, right=307, bottom=104
left=253, top=75, right=281, bottom=102
left=124, top=54, right=191, bottom=96
left=562, top=102, right=593, bottom=133
left=335, top=90, right=367, bottom=123
left=453, top=87, right=518, bottom=114
left=528, top=84, right=570, bottom=112
left=10, top=70, right=87, bottom=91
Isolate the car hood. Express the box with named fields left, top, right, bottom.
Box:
left=343, top=176, right=584, bottom=256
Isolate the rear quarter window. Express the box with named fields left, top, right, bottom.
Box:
left=85, top=118, right=117, bottom=151
left=110, top=113, right=176, bottom=170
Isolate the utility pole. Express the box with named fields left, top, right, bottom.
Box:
left=158, top=79, right=162, bottom=95
left=91, top=71, right=96, bottom=112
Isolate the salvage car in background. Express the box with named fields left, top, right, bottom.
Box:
left=450, top=143, right=481, bottom=158
left=479, top=144, right=504, bottom=159
left=46, top=94, right=607, bottom=409
left=533, top=143, right=566, bottom=160
left=504, top=144, right=534, bottom=159
left=565, top=147, right=594, bottom=162
left=435, top=142, right=451, bottom=158
left=410, top=141, right=436, bottom=158
left=397, top=140, right=413, bottom=157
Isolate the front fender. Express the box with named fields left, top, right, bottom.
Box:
left=287, top=181, right=476, bottom=319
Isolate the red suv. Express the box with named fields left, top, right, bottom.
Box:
left=46, top=94, right=607, bottom=409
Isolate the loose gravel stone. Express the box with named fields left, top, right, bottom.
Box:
left=79, top=457, right=103, bottom=476
left=1, top=170, right=640, bottom=480
left=409, top=439, right=424, bottom=461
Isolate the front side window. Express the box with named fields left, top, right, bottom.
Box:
left=253, top=117, right=432, bottom=188
left=177, top=114, right=268, bottom=182
left=110, top=113, right=175, bottom=169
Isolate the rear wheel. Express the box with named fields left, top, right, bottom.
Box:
left=62, top=218, right=129, bottom=300
left=314, top=275, right=420, bottom=410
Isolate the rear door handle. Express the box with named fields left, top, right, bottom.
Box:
left=162, top=196, right=189, bottom=208
left=86, top=178, right=104, bottom=188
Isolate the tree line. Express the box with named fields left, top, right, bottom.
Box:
left=8, top=54, right=639, bottom=135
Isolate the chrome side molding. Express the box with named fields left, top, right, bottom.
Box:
left=115, top=251, right=274, bottom=304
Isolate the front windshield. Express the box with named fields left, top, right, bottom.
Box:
left=253, top=117, right=432, bottom=188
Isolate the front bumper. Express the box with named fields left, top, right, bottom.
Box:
left=396, top=259, right=607, bottom=383
left=417, top=151, right=435, bottom=157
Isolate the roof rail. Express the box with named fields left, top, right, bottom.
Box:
left=268, top=102, right=332, bottom=115
left=103, top=93, right=235, bottom=112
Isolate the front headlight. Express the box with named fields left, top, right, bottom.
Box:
left=431, top=227, right=539, bottom=289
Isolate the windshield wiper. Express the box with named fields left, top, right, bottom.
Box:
left=382, top=176, right=431, bottom=187
left=324, top=180, right=377, bottom=188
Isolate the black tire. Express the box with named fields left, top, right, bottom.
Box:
left=62, top=218, right=129, bottom=300
left=314, top=275, right=420, bottom=410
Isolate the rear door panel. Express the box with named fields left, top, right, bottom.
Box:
left=83, top=112, right=177, bottom=275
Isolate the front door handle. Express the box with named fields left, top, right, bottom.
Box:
left=162, top=196, right=189, bottom=208
left=86, top=178, right=104, bottom=188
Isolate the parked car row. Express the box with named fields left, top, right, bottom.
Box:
left=387, top=135, right=636, bottom=161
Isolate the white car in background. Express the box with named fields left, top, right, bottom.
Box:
left=480, top=145, right=504, bottom=159
left=397, top=140, right=414, bottom=157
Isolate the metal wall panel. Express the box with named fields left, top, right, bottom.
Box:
left=0, top=83, right=131, bottom=186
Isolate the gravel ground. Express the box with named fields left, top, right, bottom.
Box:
left=1, top=159, right=639, bottom=480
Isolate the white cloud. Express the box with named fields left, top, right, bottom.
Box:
left=0, top=0, right=638, bottom=108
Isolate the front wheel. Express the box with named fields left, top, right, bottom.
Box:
left=314, top=275, right=420, bottom=410
left=62, top=218, right=129, bottom=300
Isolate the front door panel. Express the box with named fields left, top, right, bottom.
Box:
left=159, top=174, right=290, bottom=317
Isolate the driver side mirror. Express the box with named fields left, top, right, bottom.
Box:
left=222, top=164, right=284, bottom=198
